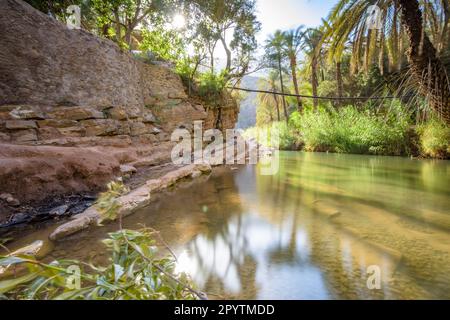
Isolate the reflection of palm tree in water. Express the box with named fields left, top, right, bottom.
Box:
left=181, top=171, right=259, bottom=299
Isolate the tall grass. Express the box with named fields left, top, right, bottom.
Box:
left=290, top=106, right=412, bottom=156
left=417, top=118, right=450, bottom=159
left=245, top=104, right=449, bottom=159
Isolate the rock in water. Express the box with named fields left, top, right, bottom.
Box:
left=10, top=240, right=44, bottom=257
left=120, top=165, right=137, bottom=175
left=0, top=193, right=20, bottom=206
left=49, top=204, right=69, bottom=216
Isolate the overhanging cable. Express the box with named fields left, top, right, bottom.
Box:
left=227, top=87, right=412, bottom=101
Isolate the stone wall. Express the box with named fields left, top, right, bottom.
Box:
left=0, top=0, right=238, bottom=147
left=0, top=0, right=239, bottom=222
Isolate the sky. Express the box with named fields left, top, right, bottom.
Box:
left=211, top=0, right=339, bottom=73
left=256, top=0, right=338, bottom=44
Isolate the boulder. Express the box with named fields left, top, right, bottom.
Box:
left=130, top=122, right=148, bottom=136
left=0, top=193, right=20, bottom=206
left=120, top=164, right=137, bottom=175
left=48, top=107, right=104, bottom=121
left=49, top=204, right=69, bottom=216
left=38, top=119, right=79, bottom=128
left=106, top=107, right=128, bottom=120
left=6, top=105, right=45, bottom=119
left=82, top=119, right=121, bottom=136
left=0, top=132, right=10, bottom=142
left=142, top=111, right=157, bottom=123
left=37, top=127, right=61, bottom=140
left=126, top=106, right=142, bottom=119
left=5, top=120, right=37, bottom=130
left=57, top=126, right=86, bottom=137
left=10, top=129, right=37, bottom=142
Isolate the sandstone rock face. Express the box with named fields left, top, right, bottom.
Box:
left=0, top=144, right=121, bottom=204
left=0, top=0, right=239, bottom=217
left=0, top=0, right=238, bottom=148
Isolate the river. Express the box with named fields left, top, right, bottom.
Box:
left=6, top=152, right=450, bottom=299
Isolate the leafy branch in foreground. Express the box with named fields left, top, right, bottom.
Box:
left=95, top=180, right=130, bottom=225
left=0, top=228, right=200, bottom=300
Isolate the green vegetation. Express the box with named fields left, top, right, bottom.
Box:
left=247, top=105, right=450, bottom=158
left=197, top=71, right=229, bottom=102
left=418, top=118, right=450, bottom=159
left=291, top=105, right=412, bottom=156
left=248, top=0, right=449, bottom=159
left=0, top=228, right=199, bottom=300
left=0, top=180, right=202, bottom=300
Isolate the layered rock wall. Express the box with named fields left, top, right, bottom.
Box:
left=0, top=0, right=238, bottom=220
left=0, top=0, right=238, bottom=147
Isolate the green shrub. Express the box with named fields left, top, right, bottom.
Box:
left=197, top=71, right=229, bottom=103
left=0, top=229, right=202, bottom=300
left=417, top=118, right=450, bottom=159
left=290, top=105, right=411, bottom=155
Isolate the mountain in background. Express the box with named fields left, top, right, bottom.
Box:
left=235, top=76, right=260, bottom=129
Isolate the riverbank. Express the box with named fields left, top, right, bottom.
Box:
left=244, top=107, right=450, bottom=159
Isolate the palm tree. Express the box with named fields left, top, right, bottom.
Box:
left=301, top=28, right=324, bottom=110
left=257, top=71, right=289, bottom=122
left=324, top=0, right=450, bottom=124
left=265, top=31, right=290, bottom=123
left=281, top=26, right=306, bottom=112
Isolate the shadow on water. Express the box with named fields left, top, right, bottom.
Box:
left=5, top=152, right=450, bottom=299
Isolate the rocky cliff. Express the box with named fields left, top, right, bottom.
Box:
left=0, top=0, right=238, bottom=223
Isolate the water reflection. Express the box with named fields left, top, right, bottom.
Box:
left=167, top=153, right=450, bottom=299
left=15, top=152, right=450, bottom=299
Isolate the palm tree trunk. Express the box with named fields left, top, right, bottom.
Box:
left=398, top=0, right=450, bottom=124
left=289, top=55, right=303, bottom=112
left=311, top=56, right=319, bottom=111
left=277, top=55, right=289, bottom=124
left=273, top=93, right=281, bottom=121
left=336, top=61, right=344, bottom=107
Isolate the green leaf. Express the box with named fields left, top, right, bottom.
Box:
left=0, top=272, right=40, bottom=294
left=0, top=256, right=28, bottom=266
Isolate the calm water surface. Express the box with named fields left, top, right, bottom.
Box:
left=9, top=152, right=450, bottom=299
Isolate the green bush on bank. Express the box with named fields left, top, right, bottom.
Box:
left=290, top=106, right=412, bottom=156
left=197, top=71, right=229, bottom=101
left=417, top=118, right=450, bottom=159
left=245, top=105, right=423, bottom=156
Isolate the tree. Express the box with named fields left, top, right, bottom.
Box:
left=91, top=0, right=174, bottom=49
left=187, top=0, right=261, bottom=81
left=257, top=71, right=286, bottom=122
left=301, top=28, right=324, bottom=110
left=266, top=30, right=290, bottom=123
left=281, top=26, right=306, bottom=112
left=324, top=0, right=450, bottom=124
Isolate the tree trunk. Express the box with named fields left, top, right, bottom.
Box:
left=311, top=56, right=319, bottom=111
left=220, top=34, right=232, bottom=73
left=277, top=55, right=289, bottom=124
left=289, top=55, right=303, bottom=112
left=398, top=0, right=450, bottom=124
left=336, top=61, right=344, bottom=107
left=273, top=93, right=281, bottom=121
